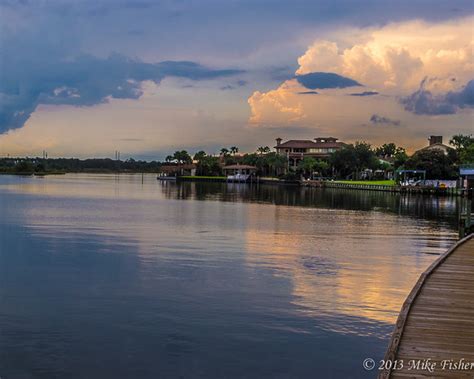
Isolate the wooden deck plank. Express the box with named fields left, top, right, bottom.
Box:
left=379, top=235, right=474, bottom=379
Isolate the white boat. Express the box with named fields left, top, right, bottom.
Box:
left=157, top=175, right=177, bottom=181
left=226, top=173, right=251, bottom=183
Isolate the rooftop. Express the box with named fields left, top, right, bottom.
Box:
left=275, top=139, right=344, bottom=149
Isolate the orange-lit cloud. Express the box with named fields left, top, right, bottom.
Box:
left=248, top=80, right=306, bottom=125
left=296, top=17, right=473, bottom=92
left=247, top=17, right=474, bottom=149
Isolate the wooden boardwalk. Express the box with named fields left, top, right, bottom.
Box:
left=379, top=234, right=474, bottom=378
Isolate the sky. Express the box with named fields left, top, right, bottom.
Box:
left=0, top=0, right=473, bottom=159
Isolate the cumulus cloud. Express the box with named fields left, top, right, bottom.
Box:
left=295, top=17, right=473, bottom=92
left=248, top=80, right=306, bottom=125
left=370, top=114, right=401, bottom=126
left=246, top=16, right=474, bottom=148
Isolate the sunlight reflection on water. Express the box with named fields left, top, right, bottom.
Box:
left=0, top=174, right=459, bottom=378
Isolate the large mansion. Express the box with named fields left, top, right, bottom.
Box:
left=275, top=137, right=345, bottom=167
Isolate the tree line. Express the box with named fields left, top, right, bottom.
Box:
left=1, top=134, right=472, bottom=179
left=0, top=157, right=161, bottom=174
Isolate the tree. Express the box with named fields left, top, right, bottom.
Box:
left=230, top=146, right=239, bottom=155
left=354, top=142, right=378, bottom=170
left=172, top=150, right=192, bottom=164
left=449, top=134, right=474, bottom=164
left=405, top=149, right=457, bottom=179
left=297, top=157, right=329, bottom=178
left=393, top=150, right=408, bottom=169
left=241, top=153, right=259, bottom=167
left=193, top=151, right=207, bottom=162
left=257, top=146, right=270, bottom=155
left=165, top=155, right=174, bottom=163
left=460, top=144, right=474, bottom=164
left=220, top=148, right=230, bottom=157
left=314, top=159, right=329, bottom=175
left=375, top=143, right=406, bottom=158
left=330, top=142, right=379, bottom=179
left=197, top=155, right=221, bottom=176
left=353, top=142, right=379, bottom=179
left=449, top=134, right=474, bottom=151
left=330, top=145, right=357, bottom=178
left=375, top=143, right=397, bottom=157
left=264, top=153, right=288, bottom=177
left=14, top=160, right=34, bottom=173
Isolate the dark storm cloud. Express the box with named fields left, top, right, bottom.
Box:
left=37, top=0, right=473, bottom=28
left=296, top=72, right=361, bottom=90
left=401, top=79, right=474, bottom=115
left=298, top=91, right=319, bottom=95
left=0, top=53, right=243, bottom=132
left=370, top=114, right=401, bottom=126
left=350, top=91, right=379, bottom=97
left=220, top=80, right=248, bottom=90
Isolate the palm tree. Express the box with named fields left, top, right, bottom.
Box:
left=265, top=152, right=287, bottom=177
left=257, top=146, right=270, bottom=155
left=220, top=148, right=230, bottom=157
left=193, top=151, right=206, bottom=162
left=230, top=146, right=239, bottom=155
left=165, top=155, right=174, bottom=163
left=173, top=150, right=192, bottom=164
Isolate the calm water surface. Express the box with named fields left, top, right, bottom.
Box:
left=0, top=174, right=459, bottom=378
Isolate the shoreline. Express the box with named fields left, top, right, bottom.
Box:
left=1, top=172, right=468, bottom=197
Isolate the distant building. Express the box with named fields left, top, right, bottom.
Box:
left=275, top=137, right=345, bottom=168
left=417, top=135, right=452, bottom=155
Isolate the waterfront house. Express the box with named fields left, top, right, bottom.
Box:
left=416, top=135, right=452, bottom=155
left=274, top=137, right=345, bottom=169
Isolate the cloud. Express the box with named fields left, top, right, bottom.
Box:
left=401, top=78, right=474, bottom=115
left=296, top=72, right=361, bottom=89
left=295, top=17, right=473, bottom=92
left=298, top=91, right=319, bottom=95
left=246, top=16, right=474, bottom=149
left=268, top=66, right=297, bottom=81
left=350, top=91, right=379, bottom=97
left=370, top=114, right=401, bottom=126
left=220, top=80, right=248, bottom=90
left=446, top=79, right=474, bottom=109
left=0, top=53, right=243, bottom=133
left=247, top=80, right=306, bottom=125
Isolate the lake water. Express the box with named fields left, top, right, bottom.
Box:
left=0, top=174, right=459, bottom=378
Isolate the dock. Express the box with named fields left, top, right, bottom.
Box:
left=305, top=181, right=462, bottom=196
left=379, top=234, right=474, bottom=378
